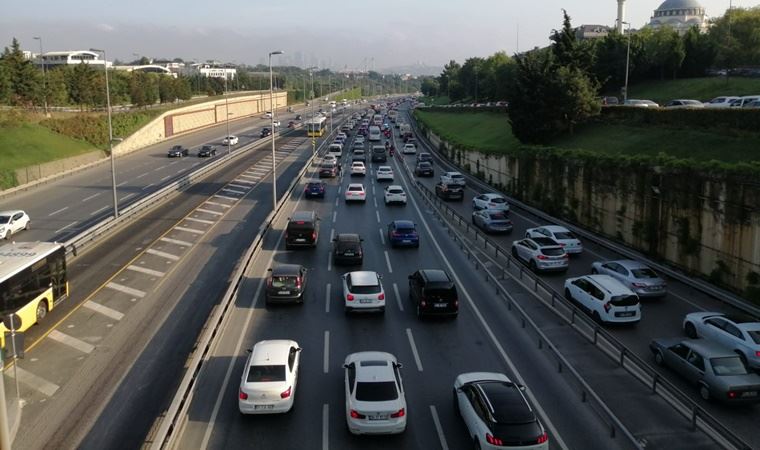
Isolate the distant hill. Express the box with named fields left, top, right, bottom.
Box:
left=381, top=63, right=442, bottom=77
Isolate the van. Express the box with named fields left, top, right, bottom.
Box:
left=285, top=211, right=320, bottom=249
left=368, top=126, right=382, bottom=142
left=328, top=144, right=343, bottom=159
left=371, top=145, right=387, bottom=163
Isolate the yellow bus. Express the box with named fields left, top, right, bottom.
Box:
left=0, top=242, right=68, bottom=350
left=305, top=116, right=327, bottom=137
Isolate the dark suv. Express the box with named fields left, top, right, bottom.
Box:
left=332, top=233, right=364, bottom=265
left=285, top=211, right=319, bottom=249
left=265, top=264, right=307, bottom=304
left=408, top=269, right=459, bottom=318
left=198, top=145, right=217, bottom=157
left=371, top=146, right=387, bottom=163
left=435, top=182, right=464, bottom=201
left=167, top=145, right=189, bottom=157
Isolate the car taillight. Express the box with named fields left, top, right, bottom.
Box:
left=756, top=351, right=760, bottom=357
left=421, top=299, right=427, bottom=307
left=603, top=302, right=611, bottom=312
left=727, top=391, right=737, bottom=399
left=267, top=278, right=272, bottom=288
left=391, top=408, right=405, bottom=418
left=239, top=389, right=248, bottom=400
left=280, top=387, right=292, bottom=399
left=312, top=231, right=317, bottom=241
left=296, top=277, right=302, bottom=289
left=350, top=410, right=366, bottom=419
left=486, top=433, right=503, bottom=446
left=537, top=255, right=547, bottom=260
left=632, top=282, right=647, bottom=288
left=454, top=300, right=459, bottom=308
left=392, top=231, right=400, bottom=237
left=537, top=433, right=548, bottom=444
left=378, top=293, right=385, bottom=300
left=347, top=294, right=355, bottom=301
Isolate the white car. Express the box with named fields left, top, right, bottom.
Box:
left=384, top=185, right=407, bottom=205
left=355, top=135, right=365, bottom=145
left=222, top=135, right=239, bottom=145
left=526, top=225, right=582, bottom=254
left=344, top=351, right=406, bottom=435
left=345, top=183, right=366, bottom=202
left=440, top=171, right=466, bottom=186
left=704, top=96, right=741, bottom=109
left=272, top=120, right=281, bottom=128
left=564, top=275, right=641, bottom=324
left=263, top=112, right=273, bottom=118
left=351, top=162, right=366, bottom=177
left=402, top=143, right=417, bottom=155
left=0, top=210, right=31, bottom=239
left=454, top=372, right=549, bottom=450
left=342, top=271, right=385, bottom=313
left=239, top=339, right=302, bottom=414
left=683, top=312, right=760, bottom=370
left=472, top=193, right=509, bottom=212
left=376, top=166, right=394, bottom=181
left=337, top=132, right=347, bottom=140
left=511, top=237, right=568, bottom=272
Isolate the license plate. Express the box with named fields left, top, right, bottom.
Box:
left=344, top=252, right=354, bottom=256
left=402, top=240, right=411, bottom=243
left=618, top=311, right=635, bottom=317
left=741, top=391, right=758, bottom=397
left=278, top=291, right=290, bottom=295
left=359, top=299, right=373, bottom=304
left=254, top=404, right=274, bottom=410
left=296, top=238, right=306, bottom=242
left=369, top=415, right=388, bottom=421
left=434, top=303, right=447, bottom=308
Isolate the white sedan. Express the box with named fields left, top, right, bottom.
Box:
left=525, top=225, right=583, bottom=254
left=222, top=135, right=239, bottom=145
left=345, top=183, right=367, bottom=202
left=376, top=166, right=394, bottom=181
left=239, top=339, right=301, bottom=414
left=351, top=162, right=366, bottom=176
left=272, top=120, right=281, bottom=128
left=472, top=193, right=510, bottom=212
left=344, top=351, right=406, bottom=435
left=0, top=210, right=31, bottom=240
left=384, top=185, right=407, bottom=205
left=402, top=143, right=416, bottom=154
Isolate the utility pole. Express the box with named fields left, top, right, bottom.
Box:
left=33, top=37, right=48, bottom=115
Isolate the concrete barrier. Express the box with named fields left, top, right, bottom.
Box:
left=14, top=150, right=106, bottom=185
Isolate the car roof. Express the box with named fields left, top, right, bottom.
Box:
left=420, top=269, right=451, bottom=283
left=540, top=225, right=570, bottom=233
left=378, top=166, right=392, bottom=170
left=530, top=237, right=561, bottom=247
left=336, top=233, right=361, bottom=242
left=446, top=171, right=463, bottom=176
left=612, top=259, right=651, bottom=270
left=417, top=161, right=432, bottom=167
left=271, top=264, right=303, bottom=276
left=476, top=381, right=535, bottom=424
left=306, top=180, right=325, bottom=185
left=391, top=220, right=415, bottom=228
left=482, top=193, right=504, bottom=199
left=291, top=211, right=315, bottom=221
left=680, top=338, right=743, bottom=358
left=347, top=271, right=380, bottom=286
left=251, top=339, right=298, bottom=365
left=0, top=210, right=24, bottom=216
left=387, top=185, right=403, bottom=190
left=347, top=183, right=364, bottom=189
left=585, top=275, right=634, bottom=295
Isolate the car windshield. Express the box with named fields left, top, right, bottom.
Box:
left=711, top=357, right=749, bottom=376
left=307, top=183, right=322, bottom=189
left=451, top=174, right=463, bottom=179
left=388, top=189, right=403, bottom=194
left=271, top=276, right=298, bottom=289
left=554, top=231, right=576, bottom=240
left=610, top=295, right=639, bottom=306
left=541, top=247, right=564, bottom=256
left=0, top=215, right=10, bottom=224
left=348, top=186, right=363, bottom=192
left=631, top=268, right=658, bottom=279
left=247, top=364, right=286, bottom=382
left=355, top=381, right=398, bottom=401
left=350, top=284, right=381, bottom=294
left=320, top=164, right=334, bottom=169
left=425, top=288, right=457, bottom=300
left=489, top=197, right=506, bottom=203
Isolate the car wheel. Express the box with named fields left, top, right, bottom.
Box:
left=511, top=247, right=518, bottom=258
left=654, top=351, right=664, bottom=366
left=684, top=322, right=697, bottom=339
left=529, top=260, right=538, bottom=273
left=564, top=288, right=573, bottom=302
left=474, top=439, right=482, bottom=450
left=699, top=384, right=711, bottom=401
left=36, top=300, right=48, bottom=322
left=25, top=221, right=30, bottom=231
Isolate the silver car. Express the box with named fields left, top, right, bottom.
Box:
left=472, top=210, right=513, bottom=234
left=650, top=338, right=760, bottom=403
left=590, top=259, right=667, bottom=298
left=683, top=312, right=760, bottom=370
left=511, top=237, right=568, bottom=272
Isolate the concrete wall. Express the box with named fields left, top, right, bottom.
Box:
left=422, top=127, right=760, bottom=295
left=14, top=150, right=106, bottom=185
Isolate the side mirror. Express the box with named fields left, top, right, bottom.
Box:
left=296, top=348, right=303, bottom=352
left=343, top=364, right=350, bottom=369
left=246, top=349, right=252, bottom=354
left=395, top=363, right=403, bottom=369
left=267, top=268, right=273, bottom=272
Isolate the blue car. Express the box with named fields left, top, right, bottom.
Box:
left=387, top=220, right=419, bottom=248
left=304, top=181, right=326, bottom=198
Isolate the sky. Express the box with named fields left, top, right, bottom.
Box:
left=1, top=0, right=755, bottom=73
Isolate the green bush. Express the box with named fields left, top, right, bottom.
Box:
left=601, top=106, right=760, bottom=134
left=40, top=110, right=162, bottom=149
left=0, top=169, right=17, bottom=190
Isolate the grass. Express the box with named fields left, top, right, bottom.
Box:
left=414, top=110, right=520, bottom=154
left=328, top=87, right=362, bottom=101
left=620, top=77, right=760, bottom=104
left=418, top=96, right=451, bottom=106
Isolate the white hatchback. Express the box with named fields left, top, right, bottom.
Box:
left=440, top=171, right=466, bottom=186
left=0, top=210, right=31, bottom=240
left=526, top=225, right=582, bottom=254
left=344, top=351, right=406, bottom=435
left=345, top=183, right=367, bottom=202
left=384, top=185, right=407, bottom=205
left=564, top=275, right=641, bottom=324
left=472, top=193, right=509, bottom=212
left=222, top=135, right=239, bottom=145
left=239, top=340, right=301, bottom=414
left=351, top=162, right=366, bottom=177
left=376, top=166, right=394, bottom=181
left=402, top=143, right=417, bottom=154
left=343, top=271, right=385, bottom=313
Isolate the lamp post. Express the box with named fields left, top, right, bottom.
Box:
left=90, top=48, right=119, bottom=218
left=224, top=73, right=231, bottom=156
left=622, top=21, right=632, bottom=103
left=33, top=37, right=48, bottom=115
left=269, top=50, right=283, bottom=211
left=307, top=67, right=318, bottom=155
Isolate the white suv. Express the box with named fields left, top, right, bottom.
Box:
left=384, top=185, right=407, bottom=205
left=564, top=275, right=641, bottom=324
left=344, top=351, right=406, bottom=435
left=376, top=166, right=394, bottom=181
left=343, top=271, right=385, bottom=314
left=440, top=171, right=466, bottom=186
left=511, top=237, right=568, bottom=272
left=402, top=143, right=416, bottom=154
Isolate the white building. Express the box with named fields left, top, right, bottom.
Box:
left=114, top=65, right=177, bottom=77
left=575, top=25, right=611, bottom=40
left=36, top=50, right=112, bottom=68
left=648, top=0, right=708, bottom=35
left=184, top=63, right=236, bottom=79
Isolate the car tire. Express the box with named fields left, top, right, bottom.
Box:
left=36, top=300, right=48, bottom=322
left=564, top=288, right=573, bottom=302
left=699, top=384, right=711, bottom=401
left=25, top=221, right=30, bottom=231
left=654, top=351, right=664, bottom=366
left=474, top=439, right=482, bottom=450
left=684, top=322, right=697, bottom=339
left=379, top=306, right=385, bottom=315
left=592, top=311, right=603, bottom=324
left=529, top=260, right=538, bottom=273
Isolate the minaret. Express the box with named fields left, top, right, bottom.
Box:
left=616, top=0, right=626, bottom=33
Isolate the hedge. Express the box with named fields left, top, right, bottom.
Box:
left=600, top=106, right=760, bottom=134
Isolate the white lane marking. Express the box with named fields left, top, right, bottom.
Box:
left=393, top=283, right=404, bottom=312
left=48, top=330, right=95, bottom=354
left=222, top=188, right=246, bottom=195
left=373, top=197, right=378, bottom=208
left=405, top=328, right=423, bottom=372
left=323, top=331, right=330, bottom=374
left=127, top=264, right=166, bottom=277
left=325, top=284, right=331, bottom=313
left=90, top=205, right=109, bottom=216
left=430, top=405, right=449, bottom=450
left=330, top=228, right=335, bottom=241
left=146, top=248, right=181, bottom=261
left=213, top=194, right=238, bottom=202
left=160, top=237, right=192, bottom=246
left=337, top=186, right=341, bottom=194
left=120, top=193, right=135, bottom=202
left=135, top=173, right=148, bottom=179
left=186, top=217, right=214, bottom=225
left=332, top=211, right=337, bottom=223
left=54, top=221, right=78, bottom=234
left=327, top=248, right=333, bottom=272
left=82, top=192, right=102, bottom=202
left=161, top=175, right=171, bottom=181
left=153, top=165, right=166, bottom=172
left=197, top=208, right=224, bottom=216
left=384, top=250, right=393, bottom=273
left=48, top=206, right=68, bottom=216
left=142, top=183, right=155, bottom=190
left=106, top=282, right=146, bottom=298
left=116, top=180, right=128, bottom=187
left=175, top=226, right=205, bottom=235
left=237, top=174, right=258, bottom=181
left=334, top=197, right=339, bottom=207
left=9, top=366, right=59, bottom=397
left=376, top=211, right=380, bottom=223
left=83, top=300, right=125, bottom=321
left=233, top=179, right=255, bottom=185
left=379, top=228, right=385, bottom=245
left=191, top=162, right=200, bottom=168
left=205, top=201, right=231, bottom=208
left=322, top=404, right=329, bottom=450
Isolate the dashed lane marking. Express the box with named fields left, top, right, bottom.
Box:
left=146, top=248, right=181, bottom=261
left=205, top=201, right=231, bottom=208
left=106, top=282, right=147, bottom=298
left=222, top=188, right=246, bottom=195
left=393, top=283, right=404, bottom=312
left=160, top=237, right=193, bottom=246
left=127, top=265, right=166, bottom=277
left=48, top=206, right=68, bottom=216
left=175, top=226, right=205, bottom=235
left=90, top=206, right=109, bottom=216
left=430, top=405, right=449, bottom=450
left=54, top=221, right=78, bottom=234
left=9, top=366, right=59, bottom=397
left=142, top=183, right=155, bottom=190
left=405, top=328, right=423, bottom=372
left=82, top=192, right=102, bottom=202
left=120, top=193, right=135, bottom=202
left=185, top=217, right=214, bottom=225
left=48, top=330, right=96, bottom=354
left=197, top=208, right=224, bottom=216
left=83, top=300, right=125, bottom=321
left=213, top=194, right=238, bottom=202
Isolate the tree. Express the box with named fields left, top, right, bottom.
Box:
left=679, top=27, right=716, bottom=77
left=158, top=75, right=176, bottom=103
left=0, top=59, right=10, bottom=104
left=645, top=27, right=686, bottom=79
left=438, top=60, right=461, bottom=100
left=45, top=67, right=68, bottom=105
left=65, top=62, right=96, bottom=109
left=1, top=38, right=42, bottom=107
left=709, top=6, right=760, bottom=69
left=420, top=77, right=439, bottom=97
left=550, top=10, right=595, bottom=75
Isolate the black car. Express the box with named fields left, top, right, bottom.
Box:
left=198, top=145, right=217, bottom=157
left=295, top=114, right=302, bottom=120
left=304, top=181, right=326, bottom=198
left=167, top=145, right=189, bottom=157
left=260, top=127, right=272, bottom=138
left=371, top=146, right=387, bottom=163
left=408, top=269, right=459, bottom=318
left=435, top=182, right=464, bottom=200
left=332, top=233, right=364, bottom=265
left=416, top=152, right=433, bottom=164
left=415, top=161, right=434, bottom=177
left=265, top=264, right=307, bottom=304
left=285, top=211, right=319, bottom=249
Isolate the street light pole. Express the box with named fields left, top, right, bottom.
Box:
left=269, top=50, right=284, bottom=211
left=224, top=73, right=231, bottom=156
left=91, top=48, right=118, bottom=218
left=33, top=37, right=48, bottom=115
left=622, top=21, right=631, bottom=103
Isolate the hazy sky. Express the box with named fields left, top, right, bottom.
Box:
left=1, top=0, right=754, bottom=71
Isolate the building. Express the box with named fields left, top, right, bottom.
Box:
left=184, top=63, right=236, bottom=80
left=576, top=25, right=611, bottom=40
left=648, top=0, right=708, bottom=35
left=114, top=65, right=177, bottom=78
left=36, top=50, right=112, bottom=68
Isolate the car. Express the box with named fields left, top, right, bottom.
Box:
left=333, top=233, right=364, bottom=265
left=663, top=99, right=705, bottom=109
left=564, top=274, right=641, bottom=324
left=472, top=193, right=509, bottom=212
left=272, top=120, right=281, bottom=128
left=511, top=237, right=568, bottom=272
left=0, top=210, right=30, bottom=240
left=704, top=96, right=741, bottom=109
left=263, top=112, right=273, bottom=118
left=649, top=338, right=760, bottom=403
left=526, top=225, right=582, bottom=254
left=198, top=145, right=217, bottom=157
left=590, top=259, right=667, bottom=298
left=285, top=211, right=319, bottom=249
left=683, top=312, right=760, bottom=370
left=328, top=144, right=343, bottom=159
left=402, top=143, right=416, bottom=154
left=376, top=166, right=394, bottom=181
left=265, top=264, right=307, bottom=304
left=352, top=140, right=364, bottom=150
left=222, top=135, right=239, bottom=145
left=371, top=145, right=387, bottom=162
left=440, top=171, right=466, bottom=186
left=304, top=180, right=326, bottom=198
left=623, top=99, right=659, bottom=108
left=408, top=269, right=459, bottom=318
left=337, top=132, right=347, bottom=140
left=342, top=271, right=386, bottom=314
left=415, top=161, right=434, bottom=177
left=167, top=145, right=189, bottom=157
left=239, top=339, right=301, bottom=414
left=352, top=150, right=367, bottom=163
left=319, top=161, right=339, bottom=178
left=435, top=182, right=464, bottom=200
left=384, top=185, right=407, bottom=205
left=387, top=220, right=419, bottom=248
left=355, top=135, right=365, bottom=145
left=345, top=183, right=366, bottom=202
left=260, top=128, right=272, bottom=138
left=351, top=162, right=366, bottom=177
left=416, top=152, right=433, bottom=164
left=454, top=372, right=549, bottom=450
left=294, top=114, right=302, bottom=120
left=472, top=210, right=513, bottom=234
left=344, top=351, right=406, bottom=434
